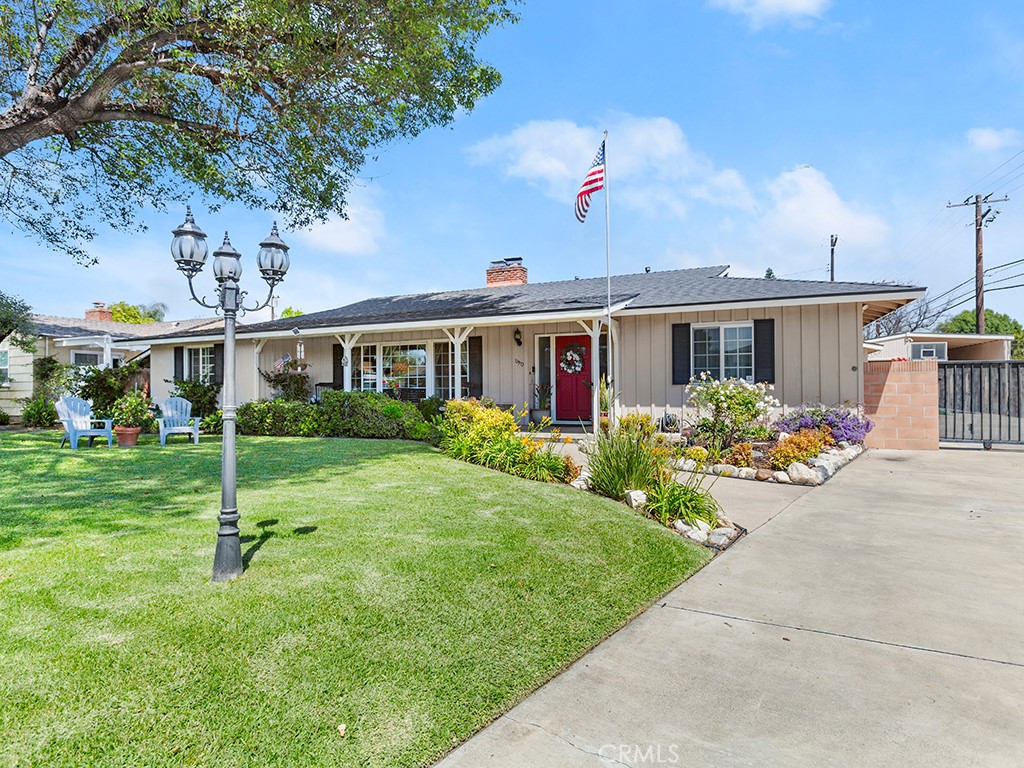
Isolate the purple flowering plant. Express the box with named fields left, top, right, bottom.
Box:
left=774, top=405, right=873, bottom=444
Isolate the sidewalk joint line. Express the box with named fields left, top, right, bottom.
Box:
left=664, top=605, right=1024, bottom=668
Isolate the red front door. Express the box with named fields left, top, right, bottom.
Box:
left=555, top=335, right=592, bottom=422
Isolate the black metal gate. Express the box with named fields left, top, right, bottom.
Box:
left=938, top=361, right=1024, bottom=444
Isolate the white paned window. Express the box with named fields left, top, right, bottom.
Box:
left=188, top=346, right=215, bottom=383
left=693, top=325, right=754, bottom=382
left=71, top=351, right=101, bottom=367
left=433, top=341, right=469, bottom=401
left=382, top=345, right=427, bottom=396
left=352, top=346, right=377, bottom=391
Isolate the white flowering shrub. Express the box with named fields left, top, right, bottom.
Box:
left=685, top=372, right=780, bottom=452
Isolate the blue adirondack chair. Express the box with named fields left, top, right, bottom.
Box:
left=157, top=397, right=201, bottom=446
left=56, top=396, right=113, bottom=450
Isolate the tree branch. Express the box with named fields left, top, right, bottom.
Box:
left=91, top=102, right=242, bottom=138
left=25, top=4, right=61, bottom=90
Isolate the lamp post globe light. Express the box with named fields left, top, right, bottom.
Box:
left=171, top=207, right=291, bottom=582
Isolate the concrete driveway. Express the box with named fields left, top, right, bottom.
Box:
left=436, top=448, right=1024, bottom=768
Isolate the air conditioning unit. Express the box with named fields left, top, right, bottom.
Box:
left=910, top=342, right=947, bottom=361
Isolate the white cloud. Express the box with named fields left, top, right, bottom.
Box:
left=467, top=115, right=756, bottom=218
left=291, top=189, right=385, bottom=256
left=708, top=0, right=830, bottom=27
left=966, top=127, right=1024, bottom=152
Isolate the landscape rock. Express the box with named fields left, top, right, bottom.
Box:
left=772, top=471, right=791, bottom=484
left=711, top=464, right=738, bottom=477
left=755, top=468, right=774, bottom=482
left=737, top=467, right=758, bottom=480
left=680, top=458, right=698, bottom=472
left=694, top=519, right=712, bottom=534
left=716, top=514, right=734, bottom=529
left=570, top=473, right=590, bottom=490
left=787, top=462, right=821, bottom=486
left=708, top=533, right=732, bottom=547
left=837, top=440, right=851, bottom=450
left=685, top=528, right=709, bottom=544
left=624, top=490, right=648, bottom=509
left=672, top=519, right=692, bottom=533
left=711, top=527, right=737, bottom=540
left=777, top=431, right=790, bottom=441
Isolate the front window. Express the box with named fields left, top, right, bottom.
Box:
left=0, top=350, right=8, bottom=384
left=434, top=341, right=469, bottom=401
left=382, top=344, right=427, bottom=398
left=693, top=325, right=753, bottom=382
left=352, top=345, right=377, bottom=391
left=188, top=346, right=215, bottom=383
left=71, top=351, right=101, bottom=368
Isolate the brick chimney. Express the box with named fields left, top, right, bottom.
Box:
left=85, top=302, right=113, bottom=322
left=486, top=257, right=528, bottom=287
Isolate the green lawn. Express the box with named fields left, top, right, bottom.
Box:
left=0, top=431, right=709, bottom=767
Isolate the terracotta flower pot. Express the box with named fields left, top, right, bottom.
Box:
left=113, top=426, right=142, bottom=448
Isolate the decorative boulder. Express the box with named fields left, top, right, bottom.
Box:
left=694, top=519, right=712, bottom=534
left=624, top=490, right=648, bottom=509
left=685, top=528, right=709, bottom=544
left=711, top=464, right=738, bottom=477
left=708, top=532, right=732, bottom=547
left=711, top=527, right=737, bottom=540
left=772, top=471, right=792, bottom=484
left=777, top=431, right=790, bottom=441
left=755, top=468, right=774, bottom=482
left=787, top=462, right=821, bottom=486
left=737, top=467, right=758, bottom=480
left=673, top=519, right=692, bottom=533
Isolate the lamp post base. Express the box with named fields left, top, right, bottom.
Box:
left=212, top=508, right=243, bottom=582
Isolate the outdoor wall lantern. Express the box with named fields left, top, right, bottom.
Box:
left=171, top=207, right=291, bottom=582
left=513, top=328, right=523, bottom=347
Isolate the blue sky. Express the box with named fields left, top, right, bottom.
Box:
left=6, top=0, right=1024, bottom=324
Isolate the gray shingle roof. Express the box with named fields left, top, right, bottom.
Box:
left=31, top=314, right=218, bottom=340
left=132, top=265, right=923, bottom=341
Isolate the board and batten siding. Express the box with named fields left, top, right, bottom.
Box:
left=616, top=302, right=863, bottom=415
left=147, top=302, right=864, bottom=412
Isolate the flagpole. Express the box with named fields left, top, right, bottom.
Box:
left=603, top=130, right=612, bottom=421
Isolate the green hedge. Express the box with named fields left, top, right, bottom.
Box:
left=235, top=391, right=428, bottom=440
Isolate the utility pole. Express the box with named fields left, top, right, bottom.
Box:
left=947, top=193, right=1008, bottom=333
left=829, top=234, right=837, bottom=282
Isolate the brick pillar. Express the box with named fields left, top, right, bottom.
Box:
left=863, top=360, right=939, bottom=450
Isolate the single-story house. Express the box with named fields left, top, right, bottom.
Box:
left=867, top=331, right=1016, bottom=362
left=0, top=302, right=216, bottom=418
left=142, top=262, right=924, bottom=424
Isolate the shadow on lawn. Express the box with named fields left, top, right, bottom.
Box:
left=0, top=432, right=424, bottom=551
left=240, top=519, right=318, bottom=570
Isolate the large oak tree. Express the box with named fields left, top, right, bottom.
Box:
left=0, top=1, right=515, bottom=263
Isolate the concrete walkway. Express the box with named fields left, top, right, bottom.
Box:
left=437, top=448, right=1024, bottom=767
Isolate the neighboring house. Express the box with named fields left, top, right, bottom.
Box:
left=868, top=332, right=1015, bottom=362
left=141, top=262, right=924, bottom=424
left=0, top=302, right=216, bottom=418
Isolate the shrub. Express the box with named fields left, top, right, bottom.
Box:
left=417, top=395, right=445, bottom=422
left=236, top=400, right=324, bottom=437
left=727, top=442, right=754, bottom=468
left=76, top=362, right=146, bottom=417
left=320, top=391, right=425, bottom=439
left=768, top=429, right=828, bottom=470
left=32, top=356, right=74, bottom=401
left=437, top=399, right=575, bottom=483
left=168, top=379, right=222, bottom=417
left=646, top=471, right=721, bottom=529
left=202, top=410, right=223, bottom=434
left=682, top=445, right=709, bottom=465
left=581, top=421, right=670, bottom=501
left=685, top=374, right=779, bottom=452
left=259, top=368, right=311, bottom=401
left=0, top=407, right=9, bottom=426
left=774, top=404, right=873, bottom=444
left=21, top=396, right=57, bottom=428
left=618, top=412, right=657, bottom=439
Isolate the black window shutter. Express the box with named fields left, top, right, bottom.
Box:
left=173, top=346, right=184, bottom=381
left=212, top=343, right=225, bottom=384
left=671, top=324, right=691, bottom=385
left=332, top=344, right=344, bottom=385
left=754, top=319, right=775, bottom=384
left=468, top=336, right=483, bottom=398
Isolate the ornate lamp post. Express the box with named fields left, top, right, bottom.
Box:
left=171, top=207, right=291, bottom=582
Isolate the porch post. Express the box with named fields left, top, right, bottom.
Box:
left=102, top=335, right=113, bottom=369
left=338, top=333, right=361, bottom=392
left=444, top=327, right=473, bottom=400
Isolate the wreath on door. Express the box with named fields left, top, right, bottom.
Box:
left=559, top=343, right=586, bottom=374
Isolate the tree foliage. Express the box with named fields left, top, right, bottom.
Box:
left=109, top=300, right=167, bottom=323
left=0, top=290, right=37, bottom=351
left=280, top=306, right=302, bottom=318
left=938, top=309, right=1024, bottom=358
left=0, top=1, right=516, bottom=263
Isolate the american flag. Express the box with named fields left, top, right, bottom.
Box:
left=575, top=140, right=605, bottom=223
